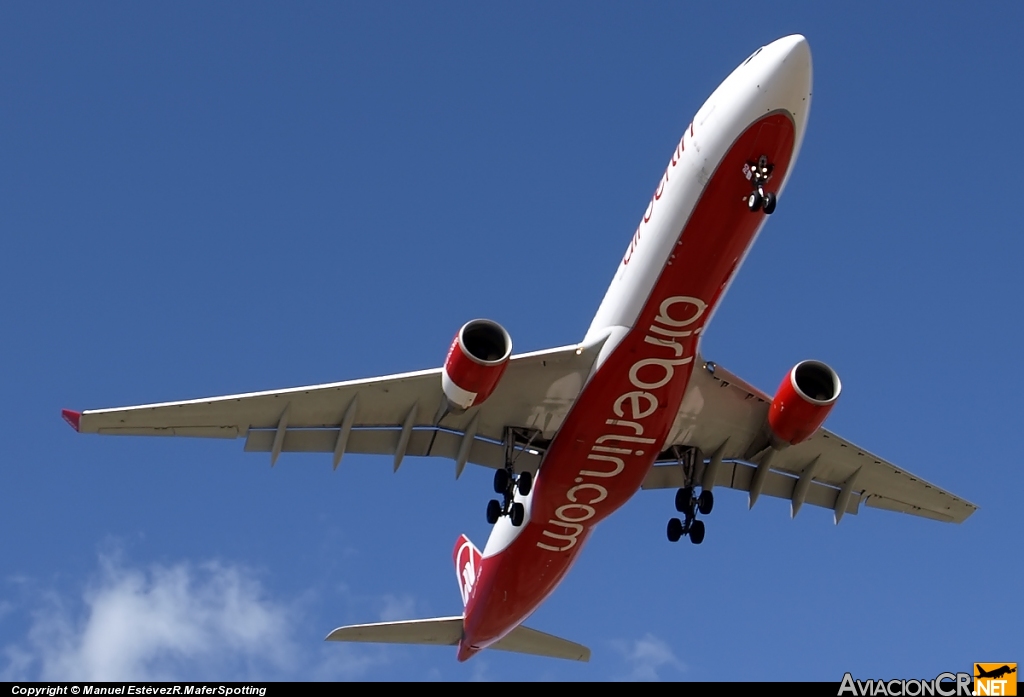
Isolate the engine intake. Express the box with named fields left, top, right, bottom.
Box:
left=442, top=319, right=513, bottom=410
left=767, top=360, right=841, bottom=446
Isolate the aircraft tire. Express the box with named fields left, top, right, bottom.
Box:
left=510, top=502, right=525, bottom=527
left=675, top=487, right=694, bottom=513
left=486, top=499, right=502, bottom=525
left=667, top=517, right=683, bottom=542
left=698, top=490, right=714, bottom=515
left=493, top=469, right=509, bottom=494
left=762, top=192, right=777, bottom=214
left=747, top=191, right=762, bottom=212
left=517, top=471, right=533, bottom=496
left=690, top=520, right=706, bottom=545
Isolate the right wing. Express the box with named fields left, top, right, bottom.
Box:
left=70, top=343, right=599, bottom=475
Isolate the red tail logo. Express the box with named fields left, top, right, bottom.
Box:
left=453, top=535, right=481, bottom=608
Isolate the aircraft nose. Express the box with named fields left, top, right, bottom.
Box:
left=761, top=34, right=812, bottom=95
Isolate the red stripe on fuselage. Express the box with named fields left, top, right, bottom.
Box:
left=458, top=113, right=796, bottom=660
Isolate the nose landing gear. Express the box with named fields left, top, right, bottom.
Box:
left=743, top=155, right=777, bottom=215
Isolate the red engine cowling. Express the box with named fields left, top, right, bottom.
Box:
left=442, top=319, right=513, bottom=410
left=767, top=360, right=842, bottom=446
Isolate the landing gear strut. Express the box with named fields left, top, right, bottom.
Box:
left=666, top=446, right=713, bottom=545
left=485, top=428, right=537, bottom=527
left=743, top=155, right=777, bottom=215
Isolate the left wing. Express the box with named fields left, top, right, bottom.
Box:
left=642, top=358, right=977, bottom=523
left=67, top=343, right=598, bottom=476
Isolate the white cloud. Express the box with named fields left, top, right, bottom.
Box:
left=611, top=633, right=686, bottom=681
left=469, top=656, right=490, bottom=682
left=378, top=593, right=416, bottom=622
left=1, top=555, right=390, bottom=682
left=306, top=644, right=393, bottom=682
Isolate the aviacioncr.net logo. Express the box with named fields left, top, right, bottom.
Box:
left=839, top=672, right=973, bottom=697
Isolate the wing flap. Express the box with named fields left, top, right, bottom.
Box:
left=863, top=493, right=957, bottom=523
left=642, top=460, right=862, bottom=515
left=97, top=426, right=240, bottom=438
left=243, top=427, right=543, bottom=472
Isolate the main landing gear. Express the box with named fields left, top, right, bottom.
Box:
left=486, top=428, right=536, bottom=528
left=667, top=486, right=713, bottom=545
left=666, top=447, right=713, bottom=545
left=487, top=468, right=531, bottom=527
left=743, top=155, right=777, bottom=215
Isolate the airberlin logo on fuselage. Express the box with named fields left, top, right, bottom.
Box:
left=536, top=294, right=708, bottom=553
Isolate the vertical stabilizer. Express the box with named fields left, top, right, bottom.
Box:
left=453, top=534, right=482, bottom=608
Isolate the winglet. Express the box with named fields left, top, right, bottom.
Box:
left=61, top=409, right=82, bottom=432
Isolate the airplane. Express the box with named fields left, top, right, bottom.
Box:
left=61, top=34, right=977, bottom=664
left=976, top=666, right=1016, bottom=680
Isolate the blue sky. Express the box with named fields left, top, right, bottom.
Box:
left=2, top=2, right=1021, bottom=682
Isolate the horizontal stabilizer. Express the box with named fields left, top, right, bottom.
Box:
left=492, top=625, right=591, bottom=662
left=325, top=617, right=463, bottom=646
left=325, top=616, right=590, bottom=662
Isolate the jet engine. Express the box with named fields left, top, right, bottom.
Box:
left=441, top=319, right=513, bottom=410
left=767, top=360, right=841, bottom=446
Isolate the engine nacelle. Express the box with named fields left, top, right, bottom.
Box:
left=767, top=360, right=842, bottom=446
left=441, top=319, right=513, bottom=410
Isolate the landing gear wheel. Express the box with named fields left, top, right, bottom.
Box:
left=745, top=155, right=775, bottom=214
left=517, top=471, right=533, bottom=496
left=698, top=489, right=714, bottom=515
left=675, top=487, right=694, bottom=513
left=689, top=519, right=706, bottom=545
left=493, top=468, right=509, bottom=494
left=510, top=502, right=525, bottom=527
left=486, top=499, right=502, bottom=525
left=667, top=517, right=683, bottom=542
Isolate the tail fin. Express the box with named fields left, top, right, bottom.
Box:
left=453, top=534, right=482, bottom=608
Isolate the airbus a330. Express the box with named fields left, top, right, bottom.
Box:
left=62, top=35, right=976, bottom=663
